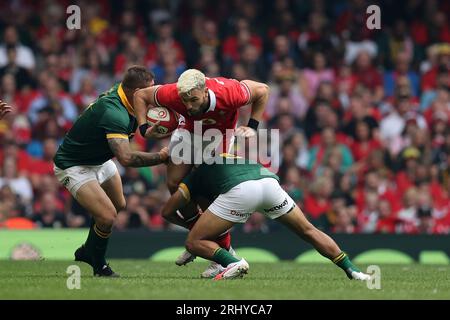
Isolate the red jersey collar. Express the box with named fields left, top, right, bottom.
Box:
left=206, top=89, right=216, bottom=113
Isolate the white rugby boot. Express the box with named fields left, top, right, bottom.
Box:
left=201, top=246, right=237, bottom=278
left=350, top=271, right=372, bottom=281
left=213, top=258, right=249, bottom=280
left=175, top=250, right=196, bottom=266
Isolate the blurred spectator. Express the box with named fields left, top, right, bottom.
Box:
left=420, top=65, right=449, bottom=111
left=116, top=194, right=150, bottom=230
left=421, top=44, right=450, bottom=91
left=243, top=213, right=269, bottom=233
left=298, top=10, right=337, bottom=58
left=0, top=26, right=35, bottom=70
left=350, top=120, right=382, bottom=167
left=31, top=192, right=67, bottom=228
left=307, top=127, right=354, bottom=176
left=384, top=51, right=420, bottom=98
left=266, top=71, right=308, bottom=119
left=351, top=51, right=384, bottom=103
left=222, top=17, right=262, bottom=65
left=397, top=187, right=419, bottom=230
left=374, top=200, right=397, bottom=233
left=145, top=19, right=185, bottom=70
left=0, top=45, right=35, bottom=89
left=0, top=156, right=33, bottom=205
left=28, top=76, right=77, bottom=124
left=332, top=207, right=356, bottom=234
left=72, top=76, right=98, bottom=112
left=269, top=34, right=299, bottom=67
left=70, top=44, right=112, bottom=94
left=300, top=52, right=334, bottom=102
left=303, top=175, right=333, bottom=228
left=122, top=167, right=153, bottom=197
left=0, top=184, right=28, bottom=225
left=380, top=89, right=426, bottom=157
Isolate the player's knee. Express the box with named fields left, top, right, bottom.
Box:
left=161, top=206, right=173, bottom=221
left=95, top=210, right=117, bottom=230
left=117, top=197, right=126, bottom=212
left=185, top=238, right=196, bottom=253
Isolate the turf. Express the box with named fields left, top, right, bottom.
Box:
left=0, top=260, right=449, bottom=299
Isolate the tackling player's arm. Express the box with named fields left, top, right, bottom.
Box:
left=236, top=80, right=270, bottom=137
left=161, top=187, right=191, bottom=228
left=133, top=85, right=170, bottom=139
left=107, top=137, right=168, bottom=167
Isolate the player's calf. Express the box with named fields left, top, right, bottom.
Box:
left=83, top=216, right=117, bottom=276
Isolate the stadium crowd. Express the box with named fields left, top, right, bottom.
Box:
left=0, top=0, right=449, bottom=234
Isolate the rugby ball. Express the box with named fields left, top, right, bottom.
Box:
left=146, top=106, right=179, bottom=135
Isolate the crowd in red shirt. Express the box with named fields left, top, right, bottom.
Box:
left=0, top=0, right=449, bottom=234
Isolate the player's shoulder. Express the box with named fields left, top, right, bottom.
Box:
left=95, top=97, right=129, bottom=125
left=96, top=94, right=124, bottom=114
left=155, top=83, right=180, bottom=105
left=206, top=77, right=240, bottom=87
left=95, top=85, right=123, bottom=108
left=206, top=77, right=251, bottom=105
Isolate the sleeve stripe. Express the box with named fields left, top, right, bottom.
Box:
left=178, top=183, right=191, bottom=202
left=240, top=81, right=252, bottom=105
left=153, top=85, right=162, bottom=107
left=106, top=133, right=129, bottom=139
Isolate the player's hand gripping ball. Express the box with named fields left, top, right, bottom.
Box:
left=146, top=106, right=179, bottom=135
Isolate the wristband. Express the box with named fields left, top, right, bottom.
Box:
left=139, top=123, right=149, bottom=137
left=247, top=118, right=259, bottom=130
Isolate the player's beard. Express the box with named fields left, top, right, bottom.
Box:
left=189, top=100, right=209, bottom=116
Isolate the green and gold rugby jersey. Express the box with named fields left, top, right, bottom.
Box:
left=54, top=83, right=137, bottom=169
left=179, top=154, right=280, bottom=202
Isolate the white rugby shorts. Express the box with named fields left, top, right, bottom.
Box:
left=208, top=177, right=296, bottom=223
left=54, top=159, right=118, bottom=198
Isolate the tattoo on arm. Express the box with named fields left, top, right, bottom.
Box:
left=108, top=138, right=162, bottom=167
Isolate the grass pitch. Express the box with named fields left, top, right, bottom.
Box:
left=0, top=260, right=449, bottom=299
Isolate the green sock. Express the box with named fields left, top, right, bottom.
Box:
left=212, top=248, right=240, bottom=267
left=85, top=223, right=111, bottom=270
left=332, top=252, right=360, bottom=279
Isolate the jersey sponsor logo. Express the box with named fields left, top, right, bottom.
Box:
left=230, top=210, right=247, bottom=218
left=264, top=198, right=288, bottom=213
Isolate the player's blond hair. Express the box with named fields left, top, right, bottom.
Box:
left=176, top=69, right=206, bottom=96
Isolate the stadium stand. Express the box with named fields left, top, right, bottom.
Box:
left=0, top=0, right=449, bottom=234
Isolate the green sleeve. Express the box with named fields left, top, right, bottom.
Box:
left=98, top=104, right=129, bottom=136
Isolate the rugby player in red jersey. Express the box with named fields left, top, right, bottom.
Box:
left=134, top=69, right=269, bottom=277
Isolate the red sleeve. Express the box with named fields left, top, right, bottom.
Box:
left=219, top=78, right=252, bottom=109
left=154, top=84, right=179, bottom=107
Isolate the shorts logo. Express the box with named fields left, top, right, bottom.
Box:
left=230, top=210, right=247, bottom=218
left=264, top=198, right=288, bottom=213
left=62, top=177, right=70, bottom=187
